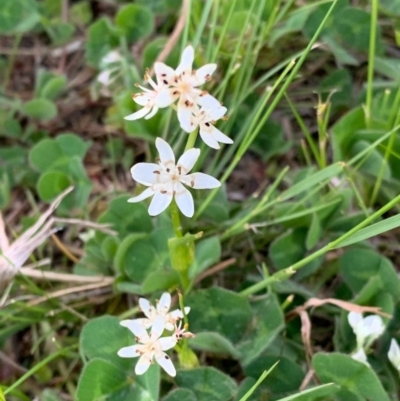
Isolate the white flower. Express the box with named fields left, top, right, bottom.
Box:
left=388, top=338, right=400, bottom=371
left=154, top=45, right=218, bottom=114
left=173, top=321, right=196, bottom=342
left=351, top=348, right=370, bottom=367
left=125, top=70, right=175, bottom=121
left=348, top=312, right=385, bottom=349
left=101, top=50, right=121, bottom=65
left=123, top=292, right=190, bottom=331
left=118, top=315, right=177, bottom=376
left=128, top=137, right=221, bottom=217
left=125, top=45, right=219, bottom=122
left=0, top=187, right=72, bottom=283
left=178, top=102, right=233, bottom=149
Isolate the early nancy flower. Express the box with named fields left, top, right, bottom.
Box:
left=128, top=137, right=221, bottom=217
left=123, top=292, right=190, bottom=331
left=0, top=187, right=73, bottom=283
left=178, top=102, right=233, bottom=149
left=118, top=315, right=177, bottom=376
left=348, top=312, right=385, bottom=350
left=388, top=338, right=400, bottom=372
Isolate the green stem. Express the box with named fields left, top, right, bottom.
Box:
left=170, top=199, right=183, bottom=238
left=240, top=191, right=400, bottom=296
left=365, top=0, right=379, bottom=128
left=184, top=128, right=199, bottom=151
left=3, top=32, right=22, bottom=90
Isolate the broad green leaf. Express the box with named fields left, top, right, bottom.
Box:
left=29, top=139, right=63, bottom=172
left=21, top=98, right=57, bottom=121
left=37, top=171, right=71, bottom=201
left=313, top=353, right=391, bottom=401
left=163, top=388, right=197, bottom=401
left=0, top=0, right=39, bottom=34
left=237, top=294, right=285, bottom=365
left=70, top=1, right=93, bottom=25
left=176, top=367, right=237, bottom=401
left=189, top=332, right=240, bottom=358
left=115, top=4, right=154, bottom=43
left=141, top=269, right=180, bottom=293
left=244, top=355, right=304, bottom=394
left=76, top=359, right=126, bottom=401
left=187, top=287, right=252, bottom=344
left=85, top=17, right=119, bottom=68
left=80, top=315, right=134, bottom=370
left=189, top=236, right=221, bottom=279
left=55, top=133, right=91, bottom=159
left=142, top=36, right=180, bottom=69
left=276, top=383, right=339, bottom=401
left=40, top=75, right=68, bottom=100
left=335, top=214, right=400, bottom=248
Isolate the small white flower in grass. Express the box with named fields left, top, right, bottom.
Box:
left=125, top=70, right=175, bottom=121
left=348, top=312, right=385, bottom=350
left=388, top=338, right=400, bottom=371
left=123, top=292, right=190, bottom=331
left=118, top=315, right=177, bottom=376
left=178, top=101, right=233, bottom=149
left=351, top=348, right=370, bottom=367
left=154, top=45, right=218, bottom=114
left=128, top=137, right=221, bottom=217
left=174, top=321, right=196, bottom=342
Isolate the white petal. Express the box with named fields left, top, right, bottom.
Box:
left=128, top=187, right=155, bottom=203
left=151, top=315, right=165, bottom=339
left=125, top=107, right=151, bottom=120
left=178, top=108, right=197, bottom=133
left=159, top=336, right=177, bottom=351
left=131, top=163, right=160, bottom=186
left=197, top=94, right=220, bottom=109
left=176, top=45, right=194, bottom=75
left=156, top=138, right=175, bottom=165
left=139, top=298, right=156, bottom=319
left=195, top=63, right=217, bottom=85
left=155, top=87, right=177, bottom=108
left=169, top=309, right=183, bottom=320
left=209, top=106, right=227, bottom=121
left=148, top=190, right=173, bottom=216
left=135, top=354, right=152, bottom=375
left=388, top=339, right=400, bottom=369
left=97, top=70, right=111, bottom=85
left=154, top=62, right=176, bottom=86
left=363, top=315, right=384, bottom=336
left=164, top=322, right=175, bottom=331
left=120, top=320, right=149, bottom=340
left=351, top=348, right=369, bottom=366
left=133, top=93, right=153, bottom=106
left=348, top=312, right=362, bottom=333
left=118, top=345, right=141, bottom=358
left=134, top=318, right=153, bottom=329
left=155, top=351, right=176, bottom=377
left=184, top=306, right=190, bottom=314
left=182, top=172, right=221, bottom=189
left=199, top=129, right=221, bottom=149
left=157, top=293, right=171, bottom=314
left=174, top=183, right=194, bottom=218
left=211, top=126, right=233, bottom=144
left=177, top=148, right=200, bottom=173
left=144, top=106, right=159, bottom=120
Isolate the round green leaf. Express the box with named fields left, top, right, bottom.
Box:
left=37, top=171, right=71, bottom=201
left=115, top=4, right=154, bottom=43
left=22, top=98, right=57, bottom=121
left=29, top=138, right=62, bottom=172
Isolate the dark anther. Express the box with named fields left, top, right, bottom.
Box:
left=161, top=190, right=167, bottom=194
left=205, top=122, right=210, bottom=127
left=153, top=170, right=160, bottom=174
left=163, top=80, right=168, bottom=85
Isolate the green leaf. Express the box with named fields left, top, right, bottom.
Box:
left=313, top=353, right=391, bottom=401
left=55, top=133, right=91, bottom=159
left=85, top=17, right=119, bottom=68
left=0, top=387, right=5, bottom=401
left=76, top=359, right=126, bottom=401
left=21, top=98, right=57, bottom=121
left=0, top=0, right=40, bottom=34
left=187, top=287, right=252, bottom=344
left=37, top=171, right=71, bottom=201
left=189, top=236, right=221, bottom=279
left=115, top=233, right=159, bottom=282
left=29, top=139, right=63, bottom=172
left=162, top=388, right=197, bottom=401
left=40, top=75, right=68, bottom=100
left=335, top=214, right=400, bottom=248
left=70, top=1, right=93, bottom=26
left=141, top=269, right=180, bottom=293
left=80, top=315, right=134, bottom=369
left=237, top=294, right=285, bottom=366
left=189, top=332, right=240, bottom=358
left=306, top=213, right=322, bottom=250
left=276, top=383, right=339, bottom=401
left=115, top=4, right=154, bottom=43
left=176, top=367, right=237, bottom=401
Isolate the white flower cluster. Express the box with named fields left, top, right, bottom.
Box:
left=117, top=292, right=194, bottom=377
left=125, top=45, right=232, bottom=150
left=126, top=46, right=233, bottom=217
